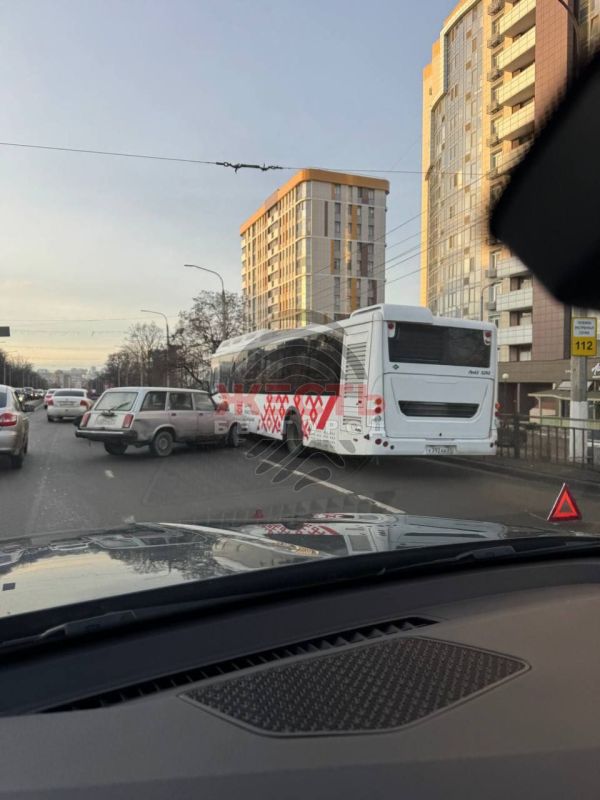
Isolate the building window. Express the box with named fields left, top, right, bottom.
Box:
left=334, top=221, right=341, bottom=236
left=368, top=206, right=374, bottom=221
left=334, top=184, right=341, bottom=200
left=357, top=224, right=362, bottom=239
left=368, top=189, right=374, bottom=204
left=368, top=225, right=374, bottom=240
left=334, top=258, right=341, bottom=272
left=334, top=202, right=341, bottom=217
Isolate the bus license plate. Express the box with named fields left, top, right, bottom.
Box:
left=425, top=445, right=455, bottom=455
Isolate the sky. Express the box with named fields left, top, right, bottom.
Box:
left=0, top=0, right=454, bottom=370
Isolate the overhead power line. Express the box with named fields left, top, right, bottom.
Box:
left=0, top=140, right=483, bottom=177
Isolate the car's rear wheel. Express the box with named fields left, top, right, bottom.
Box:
left=226, top=423, right=241, bottom=448
left=47, top=415, right=54, bottom=423
left=10, top=443, right=26, bottom=470
left=104, top=442, right=128, bottom=456
left=284, top=417, right=303, bottom=455
left=150, top=429, right=174, bottom=458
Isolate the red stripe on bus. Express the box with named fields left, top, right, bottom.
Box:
left=316, top=395, right=338, bottom=430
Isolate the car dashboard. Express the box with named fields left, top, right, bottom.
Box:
left=1, top=558, right=600, bottom=798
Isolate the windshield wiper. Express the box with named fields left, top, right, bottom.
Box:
left=2, top=533, right=600, bottom=655
left=100, top=402, right=132, bottom=414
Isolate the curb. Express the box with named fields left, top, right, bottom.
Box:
left=440, top=456, right=600, bottom=497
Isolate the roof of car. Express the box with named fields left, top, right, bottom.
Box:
left=103, top=386, right=208, bottom=392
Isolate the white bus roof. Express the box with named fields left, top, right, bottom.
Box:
left=214, top=305, right=494, bottom=356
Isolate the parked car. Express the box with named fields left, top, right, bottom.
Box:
left=43, top=388, right=57, bottom=409
left=0, top=384, right=31, bottom=469
left=75, top=386, right=241, bottom=457
left=47, top=389, right=92, bottom=422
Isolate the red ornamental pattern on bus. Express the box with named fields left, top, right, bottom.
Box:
left=217, top=385, right=380, bottom=440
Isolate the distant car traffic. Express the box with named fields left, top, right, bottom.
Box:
left=76, top=386, right=241, bottom=457
left=43, top=389, right=57, bottom=409
left=0, top=384, right=31, bottom=469
left=47, top=389, right=92, bottom=422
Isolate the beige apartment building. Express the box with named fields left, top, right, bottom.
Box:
left=240, top=169, right=389, bottom=331
left=421, top=0, right=599, bottom=412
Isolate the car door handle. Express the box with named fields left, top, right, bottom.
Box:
left=170, top=412, right=177, bottom=417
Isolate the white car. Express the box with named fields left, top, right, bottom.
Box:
left=47, top=389, right=92, bottom=422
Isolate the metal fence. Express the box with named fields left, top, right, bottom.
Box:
left=496, top=414, right=600, bottom=469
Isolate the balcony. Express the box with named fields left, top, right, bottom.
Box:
left=499, top=0, right=536, bottom=39
left=498, top=324, right=533, bottom=346
left=487, top=98, right=502, bottom=114
left=497, top=255, right=529, bottom=278
left=487, top=66, right=503, bottom=81
left=488, top=31, right=504, bottom=48
left=488, top=0, right=505, bottom=13
left=497, top=26, right=536, bottom=72
left=496, top=101, right=535, bottom=141
left=497, top=62, right=535, bottom=106
left=497, top=140, right=532, bottom=174
left=496, top=286, right=533, bottom=311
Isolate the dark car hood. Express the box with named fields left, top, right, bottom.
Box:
left=0, top=514, right=591, bottom=619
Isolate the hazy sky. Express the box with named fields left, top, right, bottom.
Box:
left=0, top=0, right=453, bottom=370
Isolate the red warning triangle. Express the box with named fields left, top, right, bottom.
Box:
left=547, top=483, right=582, bottom=522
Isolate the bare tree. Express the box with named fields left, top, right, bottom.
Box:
left=123, top=322, right=164, bottom=385
left=171, top=291, right=246, bottom=387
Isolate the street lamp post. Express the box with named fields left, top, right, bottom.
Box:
left=141, top=309, right=171, bottom=387
left=553, top=0, right=587, bottom=456
left=184, top=264, right=227, bottom=338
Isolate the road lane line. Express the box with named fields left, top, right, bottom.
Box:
left=356, top=494, right=405, bottom=514
left=260, top=458, right=404, bottom=513
left=104, top=470, right=115, bottom=479
left=261, top=458, right=352, bottom=494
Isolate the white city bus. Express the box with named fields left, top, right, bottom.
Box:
left=211, top=304, right=497, bottom=457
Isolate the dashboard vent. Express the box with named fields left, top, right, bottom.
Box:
left=45, top=616, right=436, bottom=713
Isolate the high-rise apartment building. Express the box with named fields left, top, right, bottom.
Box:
left=241, top=169, right=389, bottom=331
left=421, top=0, right=599, bottom=412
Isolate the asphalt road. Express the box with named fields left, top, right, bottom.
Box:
left=2, top=406, right=600, bottom=539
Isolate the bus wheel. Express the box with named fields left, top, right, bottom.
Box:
left=284, top=417, right=303, bottom=455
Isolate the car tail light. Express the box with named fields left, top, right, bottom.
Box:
left=0, top=412, right=18, bottom=427
left=217, top=400, right=229, bottom=412
left=47, top=398, right=54, bottom=406
left=80, top=412, right=91, bottom=428
left=79, top=399, right=88, bottom=407
left=122, top=413, right=134, bottom=429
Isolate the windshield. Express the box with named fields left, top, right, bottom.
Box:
left=0, top=0, right=598, bottom=627
left=94, top=391, right=138, bottom=412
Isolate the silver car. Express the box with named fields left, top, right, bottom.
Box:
left=75, top=386, right=241, bottom=457
left=0, top=385, right=31, bottom=469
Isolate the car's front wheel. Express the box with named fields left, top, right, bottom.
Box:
left=150, top=429, right=174, bottom=458
left=104, top=442, right=128, bottom=456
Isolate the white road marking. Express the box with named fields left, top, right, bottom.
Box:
left=356, top=494, right=405, bottom=514
left=104, top=470, right=115, bottom=479
left=260, top=458, right=404, bottom=513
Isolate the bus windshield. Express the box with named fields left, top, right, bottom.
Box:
left=388, top=322, right=491, bottom=368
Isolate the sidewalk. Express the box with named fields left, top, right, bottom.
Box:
left=444, top=454, right=600, bottom=496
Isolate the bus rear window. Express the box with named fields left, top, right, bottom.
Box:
left=388, top=322, right=491, bottom=368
